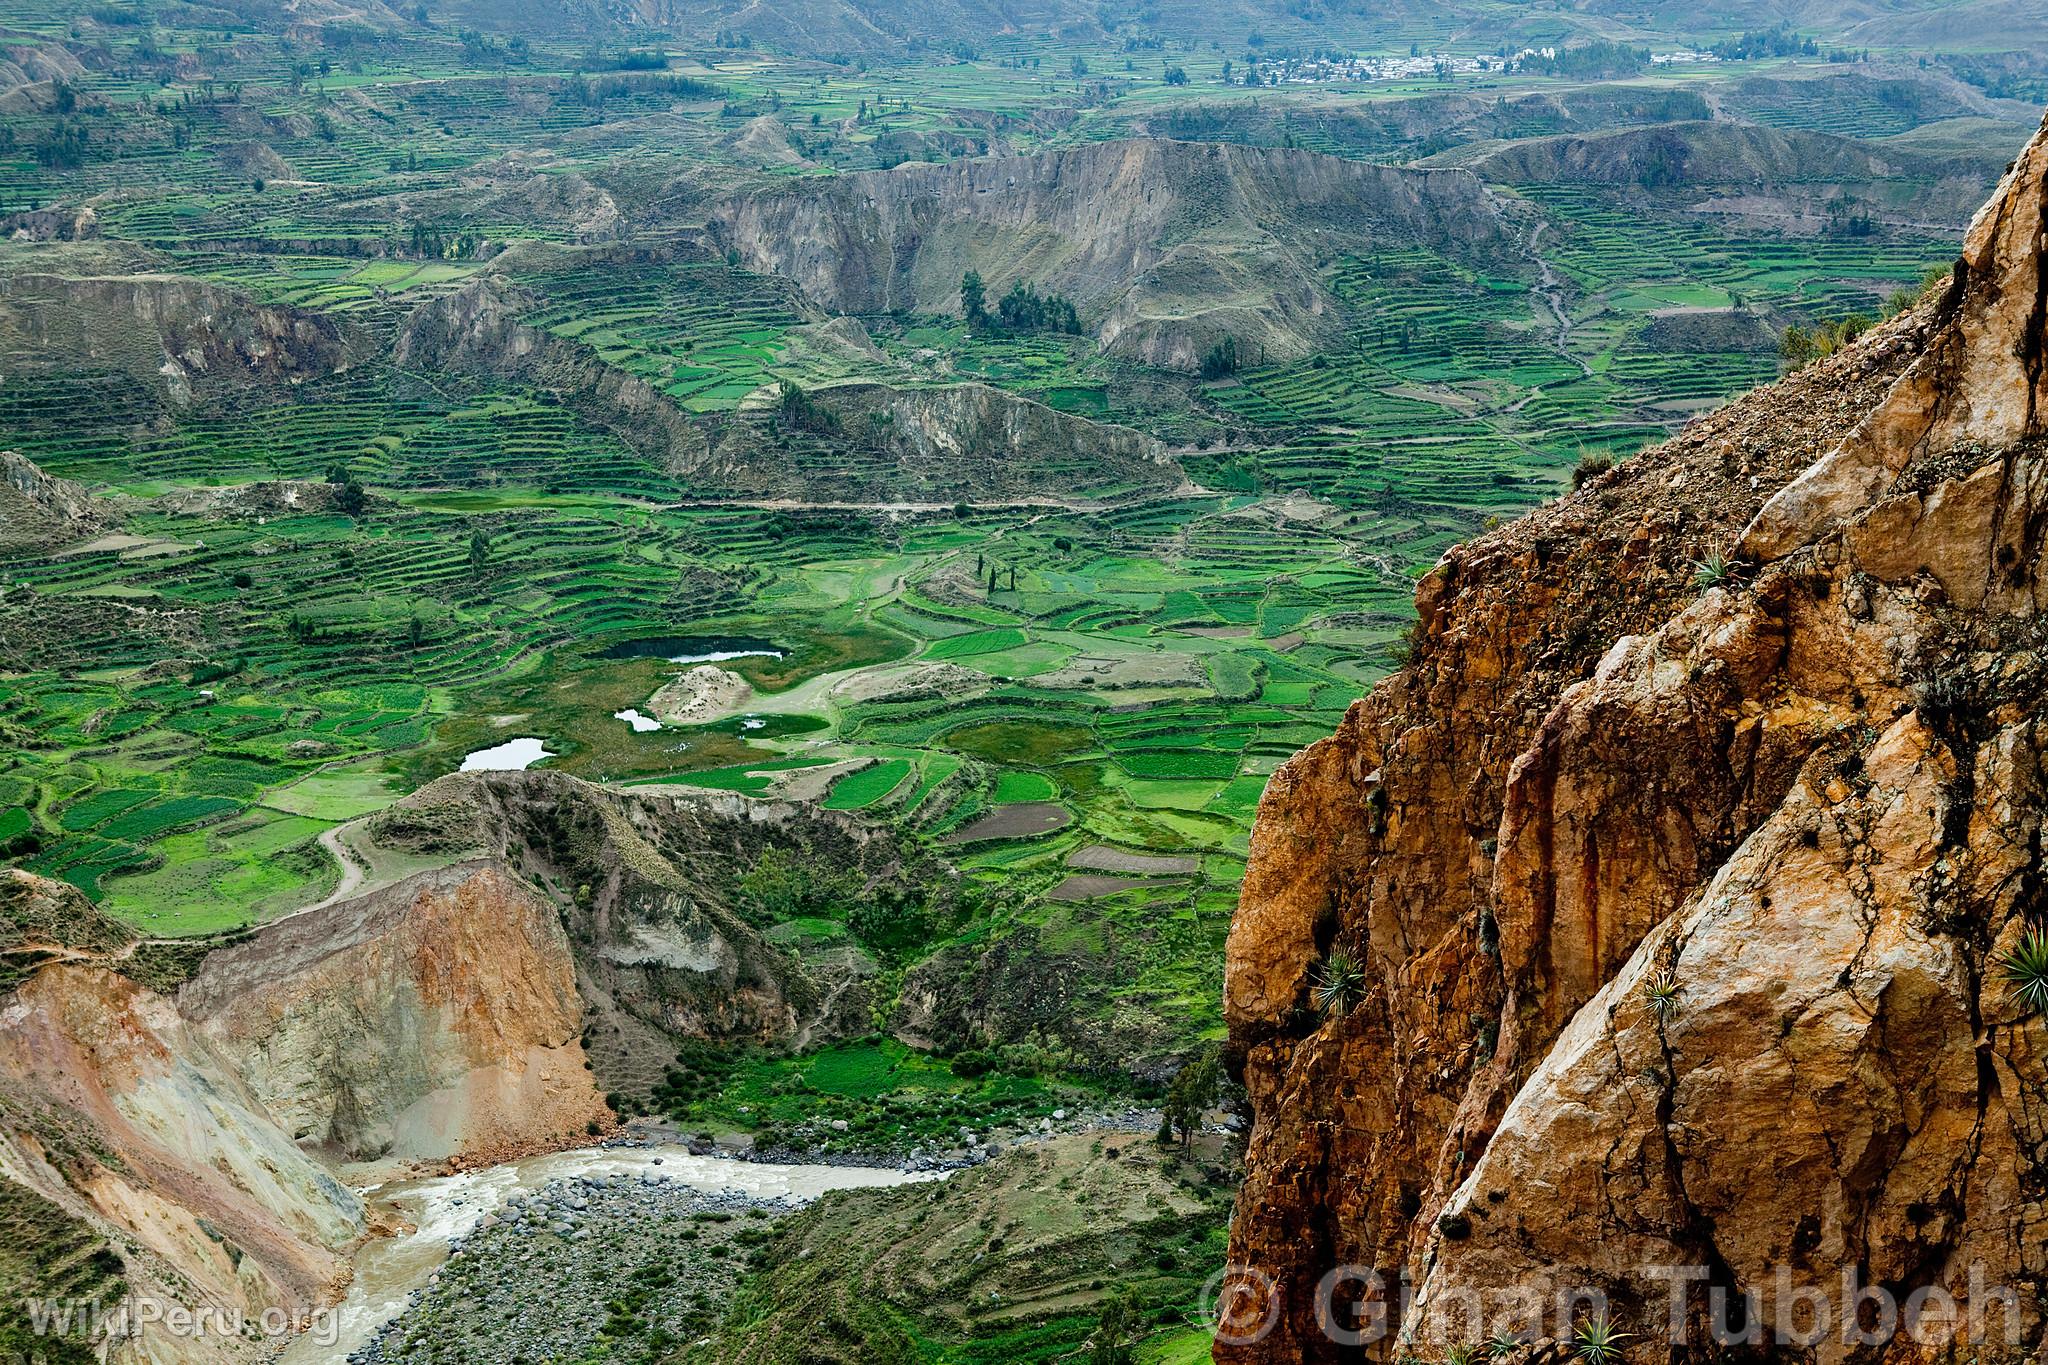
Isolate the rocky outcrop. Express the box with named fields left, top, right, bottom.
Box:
left=399, top=270, right=1175, bottom=501
left=0, top=870, right=368, bottom=1364
left=0, top=450, right=110, bottom=551
left=394, top=272, right=705, bottom=481
left=0, top=273, right=363, bottom=407
left=1742, top=117, right=2048, bottom=560
left=2, top=203, right=97, bottom=241
left=706, top=380, right=1181, bottom=502
left=0, top=860, right=609, bottom=1361
left=1462, top=120, right=1994, bottom=189
left=1453, top=121, right=2010, bottom=236
left=0, top=865, right=133, bottom=988
left=711, top=140, right=1511, bottom=371
left=1220, top=110, right=2048, bottom=1363
left=152, top=477, right=364, bottom=520
left=181, top=863, right=606, bottom=1163
left=363, top=772, right=943, bottom=1085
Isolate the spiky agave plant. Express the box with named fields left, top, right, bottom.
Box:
left=1692, top=551, right=1733, bottom=587
left=1571, top=1317, right=1630, bottom=1365
left=1999, top=930, right=2048, bottom=1017
left=1485, top=1332, right=1525, bottom=1360
left=1643, top=969, right=1683, bottom=1021
left=1312, top=949, right=1365, bottom=1016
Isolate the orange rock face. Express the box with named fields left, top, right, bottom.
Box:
left=0, top=959, right=366, bottom=1357
left=0, top=862, right=608, bottom=1362
left=1221, top=110, right=2048, bottom=1364
left=184, top=862, right=608, bottom=1163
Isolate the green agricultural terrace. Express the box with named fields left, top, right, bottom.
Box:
left=0, top=0, right=2015, bottom=1119
left=0, top=0, right=2040, bottom=1355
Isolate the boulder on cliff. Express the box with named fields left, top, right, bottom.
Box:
left=0, top=450, right=109, bottom=551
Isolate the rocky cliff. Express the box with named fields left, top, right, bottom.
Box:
left=0, top=873, right=367, bottom=1365
left=0, top=764, right=957, bottom=1361
left=393, top=272, right=707, bottom=480
left=1452, top=121, right=2006, bottom=234
left=0, top=272, right=363, bottom=408
left=1219, top=111, right=2048, bottom=1362
left=181, top=863, right=606, bottom=1164
left=398, top=267, right=1183, bottom=502
left=0, top=450, right=110, bottom=551
left=711, top=139, right=1511, bottom=371
left=0, top=859, right=606, bottom=1362
left=706, top=379, right=1182, bottom=502
left=363, top=772, right=919, bottom=1082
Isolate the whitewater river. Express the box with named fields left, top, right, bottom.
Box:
left=281, top=1145, right=941, bottom=1363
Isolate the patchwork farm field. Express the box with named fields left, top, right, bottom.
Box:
left=3, top=0, right=2034, bottom=1357
left=2, top=485, right=1376, bottom=1025
left=0, top=0, right=2012, bottom=1209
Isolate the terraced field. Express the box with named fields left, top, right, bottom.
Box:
left=514, top=259, right=818, bottom=411
left=0, top=0, right=2027, bottom=1357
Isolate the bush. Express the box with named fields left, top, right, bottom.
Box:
left=1570, top=451, right=1613, bottom=490
left=948, top=1048, right=994, bottom=1078
left=1780, top=313, right=1873, bottom=366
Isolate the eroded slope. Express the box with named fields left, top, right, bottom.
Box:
left=712, top=139, right=1513, bottom=372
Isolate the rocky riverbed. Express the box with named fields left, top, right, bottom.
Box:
left=324, top=1109, right=1212, bottom=1365
left=356, top=1174, right=776, bottom=1365
left=275, top=1145, right=940, bottom=1365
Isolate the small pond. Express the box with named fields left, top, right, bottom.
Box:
left=613, top=709, right=663, bottom=732
left=460, top=737, right=555, bottom=772
left=596, top=635, right=785, bottom=665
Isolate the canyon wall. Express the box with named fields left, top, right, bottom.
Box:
left=0, top=273, right=364, bottom=407
left=0, top=855, right=609, bottom=1362
left=181, top=862, right=607, bottom=1164
left=0, top=767, right=918, bottom=1361
left=0, top=872, right=366, bottom=1365
left=703, top=378, right=1181, bottom=501
left=711, top=139, right=1511, bottom=370
left=1220, top=110, right=2048, bottom=1363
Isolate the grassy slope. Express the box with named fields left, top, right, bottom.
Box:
left=690, top=1134, right=1234, bottom=1364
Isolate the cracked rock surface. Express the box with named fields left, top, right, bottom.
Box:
left=1220, top=108, right=2048, bottom=1364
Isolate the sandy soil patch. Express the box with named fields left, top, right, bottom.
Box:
left=826, top=662, right=989, bottom=707
left=768, top=758, right=867, bottom=803
left=1035, top=653, right=1204, bottom=691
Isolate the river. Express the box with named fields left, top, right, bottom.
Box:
left=281, top=1145, right=942, bottom=1363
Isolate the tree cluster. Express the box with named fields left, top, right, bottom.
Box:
left=775, top=380, right=840, bottom=436
left=1198, top=335, right=1239, bottom=380
left=1711, top=24, right=1820, bottom=60
left=959, top=271, right=1082, bottom=336
left=1513, top=41, right=1648, bottom=79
